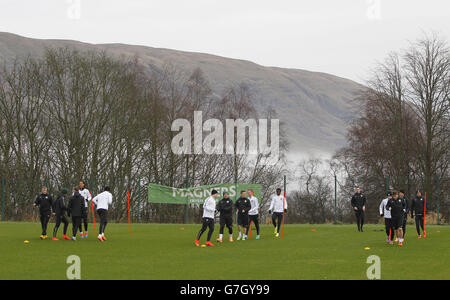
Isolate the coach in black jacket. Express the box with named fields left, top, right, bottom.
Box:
left=33, top=186, right=53, bottom=238
left=351, top=187, right=366, bottom=232
left=67, top=187, right=85, bottom=240
left=411, top=190, right=426, bottom=237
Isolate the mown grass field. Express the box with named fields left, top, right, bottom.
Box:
left=0, top=222, right=448, bottom=280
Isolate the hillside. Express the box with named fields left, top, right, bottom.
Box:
left=0, top=32, right=365, bottom=156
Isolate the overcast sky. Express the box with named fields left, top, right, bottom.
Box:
left=1, top=0, right=449, bottom=83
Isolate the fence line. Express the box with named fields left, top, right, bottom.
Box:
left=0, top=175, right=448, bottom=224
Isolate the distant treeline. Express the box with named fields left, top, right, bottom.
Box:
left=0, top=34, right=448, bottom=224
left=289, top=34, right=449, bottom=225
left=0, top=48, right=287, bottom=222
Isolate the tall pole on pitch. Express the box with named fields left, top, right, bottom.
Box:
left=185, top=175, right=190, bottom=224
left=127, top=189, right=131, bottom=236
left=423, top=192, right=427, bottom=239
left=234, top=170, right=238, bottom=225
left=90, top=191, right=97, bottom=235
left=249, top=190, right=254, bottom=237
left=436, top=176, right=440, bottom=225
left=1, top=177, right=5, bottom=221
left=89, top=178, right=93, bottom=223
left=138, top=176, right=141, bottom=224
left=282, top=175, right=286, bottom=238
left=334, top=175, right=337, bottom=225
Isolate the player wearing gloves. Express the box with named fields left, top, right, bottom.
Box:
left=195, top=190, right=219, bottom=247
left=33, top=187, right=53, bottom=240
left=411, top=190, right=426, bottom=238
left=92, top=186, right=113, bottom=242
left=216, top=191, right=234, bottom=243
left=67, top=187, right=85, bottom=241
left=399, top=190, right=410, bottom=239
left=246, top=189, right=260, bottom=239
left=269, top=188, right=287, bottom=238
left=351, top=186, right=366, bottom=232
left=386, top=190, right=406, bottom=246
left=235, top=191, right=251, bottom=240
left=52, top=188, right=71, bottom=241
left=78, top=181, right=92, bottom=239
left=379, top=192, right=394, bottom=244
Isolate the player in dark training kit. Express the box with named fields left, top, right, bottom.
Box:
left=235, top=191, right=251, bottom=241
left=411, top=190, right=426, bottom=238
left=52, top=188, right=71, bottom=241
left=379, top=191, right=394, bottom=244
left=77, top=181, right=92, bottom=239
left=351, top=187, right=366, bottom=232
left=67, top=187, right=85, bottom=241
left=399, top=190, right=410, bottom=238
left=216, top=191, right=234, bottom=243
left=33, top=187, right=53, bottom=239
left=386, top=190, right=406, bottom=246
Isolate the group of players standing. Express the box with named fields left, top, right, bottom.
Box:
left=351, top=186, right=426, bottom=247
left=195, top=188, right=287, bottom=247
left=379, top=189, right=426, bottom=246
left=32, top=181, right=113, bottom=242
left=34, top=182, right=427, bottom=247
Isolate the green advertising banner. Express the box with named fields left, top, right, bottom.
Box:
left=148, top=183, right=262, bottom=205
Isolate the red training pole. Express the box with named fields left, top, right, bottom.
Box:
left=423, top=192, right=427, bottom=239
left=90, top=191, right=97, bottom=235
left=127, top=189, right=131, bottom=236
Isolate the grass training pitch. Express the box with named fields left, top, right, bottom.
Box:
left=0, top=222, right=449, bottom=280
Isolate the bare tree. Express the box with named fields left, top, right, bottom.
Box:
left=332, top=33, right=450, bottom=223
left=0, top=47, right=289, bottom=223
left=403, top=34, right=450, bottom=207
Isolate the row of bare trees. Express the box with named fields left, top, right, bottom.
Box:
left=332, top=34, right=449, bottom=223
left=0, top=48, right=287, bottom=222
left=286, top=34, right=449, bottom=225
left=1, top=34, right=447, bottom=224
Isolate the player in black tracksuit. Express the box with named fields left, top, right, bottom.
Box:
left=52, top=189, right=70, bottom=240
left=351, top=187, right=366, bottom=232
left=386, top=190, right=406, bottom=246
left=399, top=190, right=410, bottom=238
left=67, top=187, right=85, bottom=241
left=411, top=190, right=426, bottom=238
left=33, top=187, right=53, bottom=239
left=216, top=191, right=234, bottom=242
left=235, top=191, right=251, bottom=240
